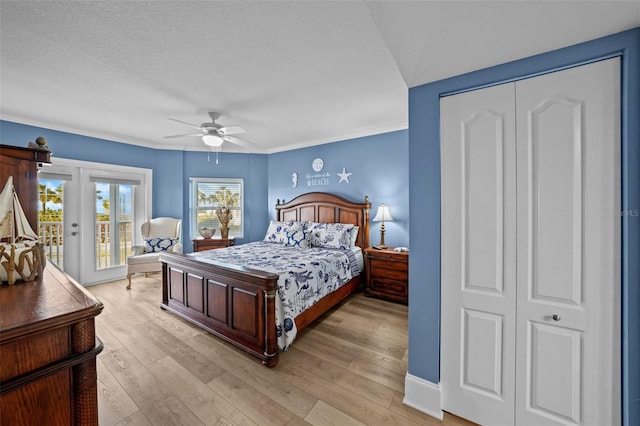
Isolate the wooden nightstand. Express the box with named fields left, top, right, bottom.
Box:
left=192, top=238, right=234, bottom=252
left=364, top=247, right=408, bottom=304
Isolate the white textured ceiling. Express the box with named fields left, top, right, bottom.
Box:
left=1, top=1, right=639, bottom=153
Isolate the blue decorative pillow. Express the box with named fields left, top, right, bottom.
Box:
left=263, top=221, right=303, bottom=244
left=143, top=237, right=179, bottom=253
left=285, top=229, right=311, bottom=248
left=305, top=222, right=355, bottom=249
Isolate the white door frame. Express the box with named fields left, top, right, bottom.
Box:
left=45, top=158, right=152, bottom=285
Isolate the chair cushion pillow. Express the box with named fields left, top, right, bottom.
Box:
left=126, top=252, right=161, bottom=265
left=143, top=237, right=180, bottom=253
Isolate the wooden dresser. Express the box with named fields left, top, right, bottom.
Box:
left=0, top=264, right=104, bottom=425
left=1, top=142, right=104, bottom=425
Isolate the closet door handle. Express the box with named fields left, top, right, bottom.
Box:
left=551, top=314, right=561, bottom=321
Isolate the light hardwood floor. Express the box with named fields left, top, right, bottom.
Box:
left=89, top=275, right=476, bottom=426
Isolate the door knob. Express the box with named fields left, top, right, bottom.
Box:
left=551, top=314, right=561, bottom=321
left=71, top=231, right=78, bottom=236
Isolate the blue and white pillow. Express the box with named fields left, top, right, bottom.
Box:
left=263, top=221, right=303, bottom=244
left=144, top=237, right=179, bottom=253
left=305, top=222, right=355, bottom=250
left=285, top=229, right=311, bottom=248
left=349, top=226, right=359, bottom=247
left=305, top=222, right=324, bottom=247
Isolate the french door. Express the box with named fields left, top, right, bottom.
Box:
left=39, top=158, right=151, bottom=285
left=440, top=58, right=620, bottom=425
left=38, top=162, right=81, bottom=279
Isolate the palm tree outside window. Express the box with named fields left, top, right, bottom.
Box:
left=191, top=178, right=244, bottom=239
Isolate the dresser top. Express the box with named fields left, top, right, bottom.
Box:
left=1, top=264, right=103, bottom=341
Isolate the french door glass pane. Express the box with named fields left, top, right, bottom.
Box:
left=38, top=179, right=64, bottom=269
left=94, top=182, right=133, bottom=270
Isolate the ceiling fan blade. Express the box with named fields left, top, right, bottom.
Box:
left=164, top=133, right=204, bottom=139
left=218, top=125, right=246, bottom=136
left=168, top=118, right=203, bottom=130
left=224, top=135, right=257, bottom=148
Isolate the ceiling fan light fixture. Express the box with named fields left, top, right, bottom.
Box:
left=202, top=134, right=223, bottom=146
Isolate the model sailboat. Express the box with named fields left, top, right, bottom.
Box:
left=0, top=176, right=45, bottom=284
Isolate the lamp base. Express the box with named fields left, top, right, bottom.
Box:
left=378, top=223, right=387, bottom=249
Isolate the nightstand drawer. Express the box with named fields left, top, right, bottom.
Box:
left=193, top=238, right=234, bottom=252
left=370, top=265, right=407, bottom=281
left=368, top=277, right=407, bottom=297
left=369, top=257, right=407, bottom=273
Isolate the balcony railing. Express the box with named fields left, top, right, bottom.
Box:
left=95, top=221, right=133, bottom=268
left=39, top=221, right=133, bottom=270
left=39, top=221, right=64, bottom=267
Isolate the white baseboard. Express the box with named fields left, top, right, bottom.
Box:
left=403, top=373, right=443, bottom=420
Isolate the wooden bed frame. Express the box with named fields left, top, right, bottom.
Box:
left=159, top=192, right=371, bottom=367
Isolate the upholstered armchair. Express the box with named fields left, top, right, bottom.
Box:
left=125, top=217, right=182, bottom=289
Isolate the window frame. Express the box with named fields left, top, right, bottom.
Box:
left=190, top=177, right=244, bottom=239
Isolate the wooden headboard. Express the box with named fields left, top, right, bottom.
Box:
left=275, top=192, right=371, bottom=249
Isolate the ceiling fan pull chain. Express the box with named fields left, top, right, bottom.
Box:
left=206, top=147, right=220, bottom=164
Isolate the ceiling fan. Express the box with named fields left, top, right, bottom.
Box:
left=164, top=112, right=254, bottom=149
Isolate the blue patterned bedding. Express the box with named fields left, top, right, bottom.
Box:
left=188, top=241, right=360, bottom=350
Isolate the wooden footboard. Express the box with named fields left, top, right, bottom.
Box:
left=159, top=251, right=281, bottom=367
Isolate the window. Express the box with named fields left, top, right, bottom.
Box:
left=190, top=178, right=244, bottom=239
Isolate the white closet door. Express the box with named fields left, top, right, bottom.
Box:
left=514, top=58, right=620, bottom=426
left=441, top=57, right=620, bottom=426
left=441, top=83, right=518, bottom=425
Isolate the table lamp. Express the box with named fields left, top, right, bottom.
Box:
left=372, top=204, right=393, bottom=249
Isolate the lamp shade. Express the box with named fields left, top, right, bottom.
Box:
left=202, top=134, right=224, bottom=147
left=373, top=204, right=393, bottom=222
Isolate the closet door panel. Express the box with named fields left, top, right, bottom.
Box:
left=441, top=83, right=517, bottom=425
left=530, top=99, right=583, bottom=304
left=528, top=322, right=583, bottom=423
left=465, top=112, right=505, bottom=293
left=515, top=58, right=620, bottom=426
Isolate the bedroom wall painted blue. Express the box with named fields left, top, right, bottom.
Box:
left=181, top=151, right=269, bottom=252
left=408, top=27, right=639, bottom=425
left=0, top=120, right=406, bottom=249
left=267, top=130, right=409, bottom=248
left=0, top=120, right=184, bottom=219
left=0, top=120, right=269, bottom=251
